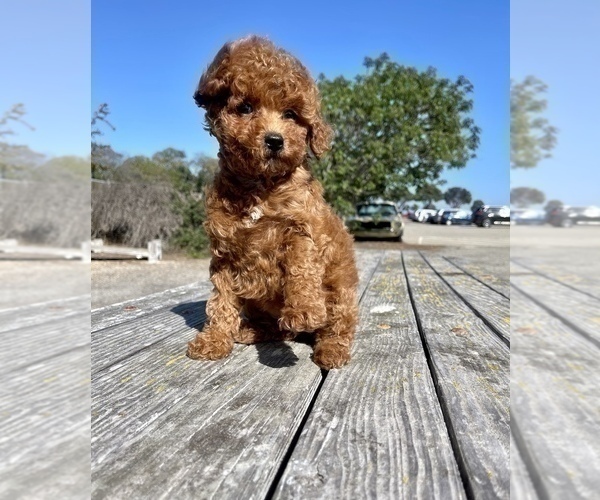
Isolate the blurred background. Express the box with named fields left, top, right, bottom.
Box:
left=0, top=0, right=91, bottom=498
left=510, top=1, right=600, bottom=498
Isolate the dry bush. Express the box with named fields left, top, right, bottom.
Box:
left=91, top=181, right=181, bottom=247
left=0, top=180, right=90, bottom=247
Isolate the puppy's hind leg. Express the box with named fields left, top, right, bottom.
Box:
left=312, top=287, right=358, bottom=370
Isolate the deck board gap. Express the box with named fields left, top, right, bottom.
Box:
left=421, top=252, right=510, bottom=347
left=401, top=252, right=472, bottom=500
left=443, top=257, right=510, bottom=300
left=510, top=281, right=600, bottom=350
left=511, top=259, right=600, bottom=302
left=510, top=413, right=550, bottom=500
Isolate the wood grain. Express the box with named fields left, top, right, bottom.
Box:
left=92, top=281, right=212, bottom=332
left=511, top=263, right=600, bottom=346
left=510, top=432, right=538, bottom=500
left=446, top=256, right=510, bottom=299
left=402, top=251, right=509, bottom=499
left=422, top=253, right=510, bottom=344
left=511, top=285, right=600, bottom=499
left=274, top=251, right=466, bottom=499
left=0, top=344, right=90, bottom=500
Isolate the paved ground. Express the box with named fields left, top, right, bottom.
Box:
left=90, top=220, right=510, bottom=309
left=0, top=259, right=91, bottom=309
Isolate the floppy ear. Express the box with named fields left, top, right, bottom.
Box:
left=309, top=116, right=333, bottom=159
left=193, top=42, right=232, bottom=111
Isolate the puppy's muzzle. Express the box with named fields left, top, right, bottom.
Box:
left=264, top=132, right=284, bottom=153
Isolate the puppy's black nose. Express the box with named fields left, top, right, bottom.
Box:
left=264, top=133, right=284, bottom=152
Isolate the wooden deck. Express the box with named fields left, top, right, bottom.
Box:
left=510, top=251, right=600, bottom=499
left=91, top=249, right=510, bottom=499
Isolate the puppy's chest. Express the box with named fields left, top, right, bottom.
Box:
left=208, top=205, right=287, bottom=252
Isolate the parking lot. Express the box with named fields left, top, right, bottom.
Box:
left=402, top=219, right=510, bottom=247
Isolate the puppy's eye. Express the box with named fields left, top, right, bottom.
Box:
left=283, top=109, right=297, bottom=120
left=237, top=102, right=253, bottom=115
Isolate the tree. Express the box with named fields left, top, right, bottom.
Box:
left=315, top=54, right=481, bottom=214
left=92, top=144, right=123, bottom=180
left=444, top=187, right=472, bottom=208
left=510, top=187, right=546, bottom=208
left=193, top=154, right=219, bottom=190
left=511, top=76, right=558, bottom=168
left=544, top=199, right=563, bottom=213
left=92, top=103, right=118, bottom=180
left=0, top=104, right=43, bottom=179
left=152, top=148, right=195, bottom=190
left=471, top=199, right=484, bottom=211
left=414, top=183, right=444, bottom=207
left=91, top=103, right=116, bottom=139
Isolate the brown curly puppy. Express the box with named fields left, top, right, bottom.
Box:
left=187, top=36, right=358, bottom=369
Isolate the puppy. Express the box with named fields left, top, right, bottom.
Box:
left=187, top=36, right=358, bottom=369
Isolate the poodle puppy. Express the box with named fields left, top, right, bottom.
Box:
left=187, top=36, right=358, bottom=369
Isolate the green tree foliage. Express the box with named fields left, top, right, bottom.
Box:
left=414, top=183, right=444, bottom=207
left=471, top=199, right=485, bottom=211
left=511, top=76, right=558, bottom=168
left=34, top=156, right=90, bottom=180
left=315, top=54, right=481, bottom=214
left=192, top=154, right=220, bottom=192
left=444, top=187, right=472, bottom=208
left=510, top=187, right=546, bottom=208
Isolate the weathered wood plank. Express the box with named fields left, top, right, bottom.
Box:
left=0, top=347, right=90, bottom=500
left=511, top=286, right=600, bottom=498
left=0, top=312, right=90, bottom=375
left=91, top=250, right=384, bottom=499
left=421, top=253, right=510, bottom=344
left=91, top=282, right=211, bottom=332
left=274, top=251, right=465, bottom=499
left=445, top=256, right=510, bottom=299
left=91, top=297, right=209, bottom=375
left=402, top=251, right=509, bottom=499
left=512, top=256, right=600, bottom=300
left=510, top=433, right=538, bottom=500
left=511, top=264, right=600, bottom=346
left=92, top=339, right=321, bottom=500
left=0, top=294, right=90, bottom=333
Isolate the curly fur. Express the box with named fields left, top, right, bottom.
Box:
left=187, top=36, right=358, bottom=369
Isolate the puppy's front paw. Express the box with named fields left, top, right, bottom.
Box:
left=312, top=338, right=351, bottom=370
left=187, top=331, right=233, bottom=360
left=279, top=305, right=328, bottom=333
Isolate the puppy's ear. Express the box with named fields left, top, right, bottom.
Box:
left=309, top=116, right=333, bottom=159
left=193, top=42, right=232, bottom=110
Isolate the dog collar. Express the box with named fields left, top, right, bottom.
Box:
left=243, top=206, right=263, bottom=227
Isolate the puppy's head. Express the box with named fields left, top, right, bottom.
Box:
left=194, top=36, right=332, bottom=179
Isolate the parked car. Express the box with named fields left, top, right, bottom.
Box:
left=442, top=210, right=473, bottom=225
left=430, top=208, right=458, bottom=224
left=412, top=208, right=437, bottom=223
left=512, top=209, right=546, bottom=225
left=345, top=201, right=404, bottom=241
left=547, top=206, right=600, bottom=227
left=473, top=205, right=510, bottom=227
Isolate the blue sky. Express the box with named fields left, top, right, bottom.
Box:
left=511, top=0, right=600, bottom=206
left=91, top=0, right=509, bottom=205
left=0, top=0, right=90, bottom=158
left=3, top=0, right=509, bottom=206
